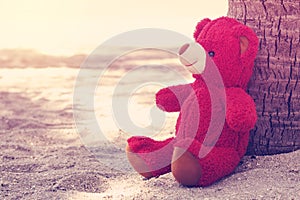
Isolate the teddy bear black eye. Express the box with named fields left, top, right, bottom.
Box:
left=208, top=51, right=215, bottom=57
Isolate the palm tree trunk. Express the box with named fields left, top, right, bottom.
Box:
left=227, top=0, right=300, bottom=155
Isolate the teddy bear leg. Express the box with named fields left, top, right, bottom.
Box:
left=172, top=139, right=240, bottom=187
left=196, top=147, right=241, bottom=186
left=126, top=136, right=175, bottom=179
left=171, top=147, right=202, bottom=187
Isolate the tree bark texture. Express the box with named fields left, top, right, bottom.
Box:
left=228, top=0, right=299, bottom=155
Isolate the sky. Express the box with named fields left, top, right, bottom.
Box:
left=0, top=0, right=228, bottom=55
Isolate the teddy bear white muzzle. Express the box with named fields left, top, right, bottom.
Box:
left=178, top=42, right=206, bottom=74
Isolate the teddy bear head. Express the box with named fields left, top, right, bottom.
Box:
left=180, top=17, right=258, bottom=89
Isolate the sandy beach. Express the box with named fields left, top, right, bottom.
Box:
left=0, top=53, right=299, bottom=199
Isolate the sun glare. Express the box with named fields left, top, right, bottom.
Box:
left=0, top=0, right=228, bottom=55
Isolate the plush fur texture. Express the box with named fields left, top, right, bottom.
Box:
left=127, top=17, right=258, bottom=187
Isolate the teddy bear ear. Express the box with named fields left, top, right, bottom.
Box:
left=233, top=25, right=259, bottom=56
left=194, top=18, right=211, bottom=40
left=240, top=36, right=249, bottom=54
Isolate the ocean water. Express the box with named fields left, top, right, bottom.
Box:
left=0, top=48, right=194, bottom=152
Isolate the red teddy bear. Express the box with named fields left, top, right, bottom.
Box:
left=126, top=17, right=259, bottom=187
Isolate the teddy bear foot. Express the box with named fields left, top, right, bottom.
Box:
left=126, top=144, right=154, bottom=179
left=126, top=136, right=175, bottom=178
left=171, top=147, right=202, bottom=187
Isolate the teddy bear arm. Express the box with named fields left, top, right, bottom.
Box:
left=226, top=88, right=257, bottom=132
left=156, top=83, right=193, bottom=112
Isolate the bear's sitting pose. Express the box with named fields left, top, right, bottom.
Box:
left=126, top=17, right=259, bottom=187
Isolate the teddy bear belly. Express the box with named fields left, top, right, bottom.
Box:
left=175, top=116, right=239, bottom=149
left=174, top=84, right=240, bottom=150
left=175, top=90, right=240, bottom=149
left=202, top=124, right=240, bottom=148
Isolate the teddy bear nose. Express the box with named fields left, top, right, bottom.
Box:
left=179, top=43, right=190, bottom=55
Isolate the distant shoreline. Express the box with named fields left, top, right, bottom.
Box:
left=0, top=47, right=180, bottom=69
left=0, top=49, right=87, bottom=69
